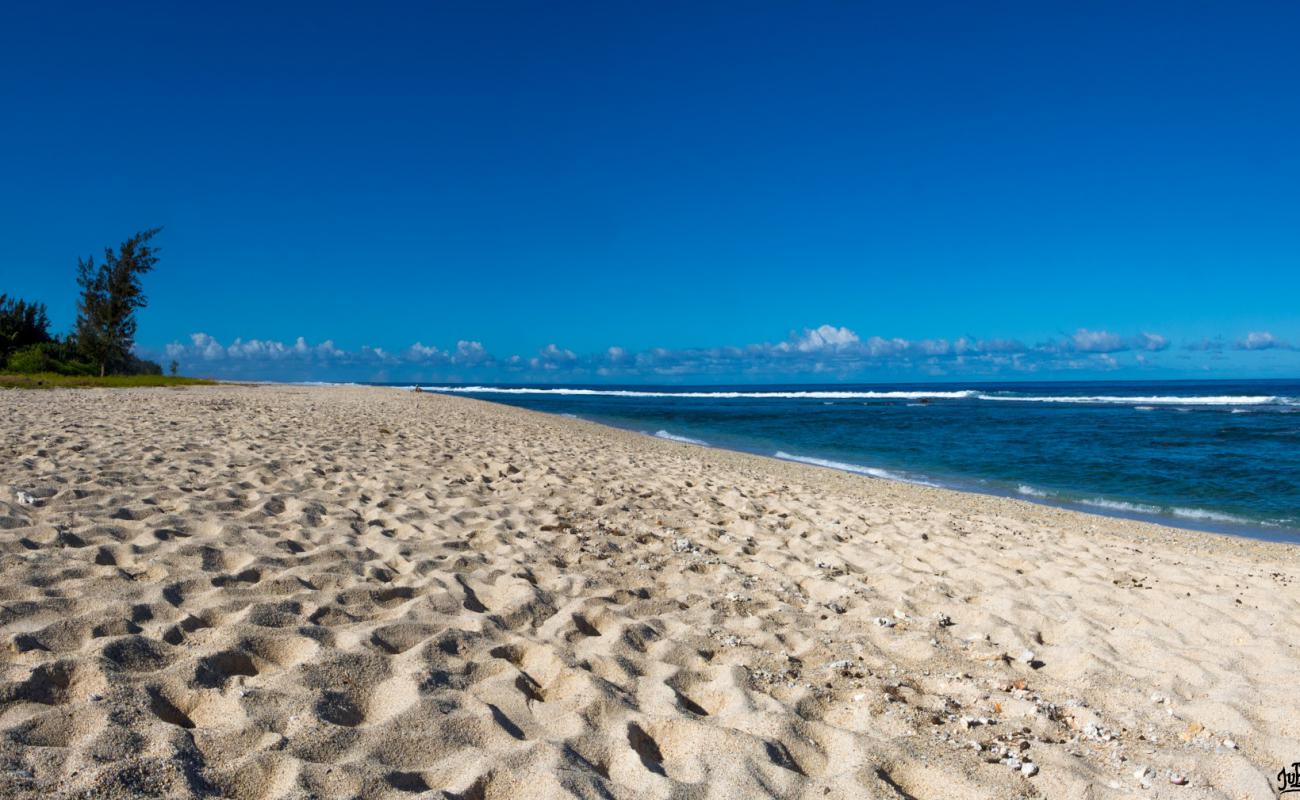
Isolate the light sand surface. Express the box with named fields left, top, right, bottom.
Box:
left=1, top=385, right=1296, bottom=799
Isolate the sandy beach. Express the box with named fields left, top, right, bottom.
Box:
left=0, top=384, right=1295, bottom=799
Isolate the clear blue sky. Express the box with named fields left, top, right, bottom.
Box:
left=2, top=1, right=1297, bottom=382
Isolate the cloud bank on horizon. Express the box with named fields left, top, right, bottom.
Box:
left=152, top=324, right=1299, bottom=383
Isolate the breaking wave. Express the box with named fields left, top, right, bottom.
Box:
left=419, top=386, right=978, bottom=400
left=773, top=452, right=941, bottom=487
left=979, top=394, right=1286, bottom=406
left=1169, top=506, right=1255, bottom=525
left=418, top=386, right=1294, bottom=407
left=651, top=430, right=708, bottom=446
left=1079, top=497, right=1163, bottom=514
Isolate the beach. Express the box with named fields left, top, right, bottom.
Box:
left=1, top=384, right=1295, bottom=799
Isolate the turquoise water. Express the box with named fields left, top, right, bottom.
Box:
left=415, top=380, right=1300, bottom=542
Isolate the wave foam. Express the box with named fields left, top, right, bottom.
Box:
left=652, top=430, right=708, bottom=446
left=1079, top=497, right=1162, bottom=514
left=1170, top=506, right=1252, bottom=524
left=1023, top=492, right=1266, bottom=530
left=979, top=394, right=1282, bottom=406
left=417, top=385, right=1293, bottom=406
left=419, top=386, right=977, bottom=400
left=773, top=452, right=940, bottom=487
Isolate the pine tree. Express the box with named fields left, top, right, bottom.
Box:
left=75, top=228, right=161, bottom=377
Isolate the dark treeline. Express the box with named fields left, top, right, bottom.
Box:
left=2, top=229, right=165, bottom=377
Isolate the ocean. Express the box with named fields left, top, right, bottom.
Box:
left=412, top=379, right=1300, bottom=542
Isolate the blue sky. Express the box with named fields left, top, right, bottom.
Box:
left=2, top=1, right=1297, bottom=382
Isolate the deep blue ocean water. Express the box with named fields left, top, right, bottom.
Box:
left=408, top=380, right=1300, bottom=542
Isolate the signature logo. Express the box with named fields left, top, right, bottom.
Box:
left=1280, top=762, right=1300, bottom=795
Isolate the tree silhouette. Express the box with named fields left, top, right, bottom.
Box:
left=0, top=295, right=52, bottom=364
left=75, top=228, right=161, bottom=377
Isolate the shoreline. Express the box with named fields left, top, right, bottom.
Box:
left=447, top=389, right=1298, bottom=560
left=414, top=387, right=1300, bottom=546
left=2, top=384, right=1294, bottom=798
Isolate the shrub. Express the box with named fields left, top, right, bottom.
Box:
left=0, top=295, right=52, bottom=363
left=3, top=341, right=96, bottom=375
left=5, top=344, right=54, bottom=373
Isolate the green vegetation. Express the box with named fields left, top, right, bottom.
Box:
left=0, top=295, right=54, bottom=364
left=75, top=228, right=162, bottom=377
left=0, top=373, right=214, bottom=390
left=2, top=228, right=212, bottom=388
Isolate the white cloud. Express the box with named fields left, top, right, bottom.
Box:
left=1070, top=328, right=1125, bottom=353
left=543, top=344, right=576, bottom=359
left=1132, top=332, right=1169, bottom=351
left=158, top=323, right=1293, bottom=382
left=529, top=343, right=578, bottom=370
left=915, top=339, right=951, bottom=356
left=862, top=336, right=911, bottom=357
left=405, top=342, right=441, bottom=360
left=1237, top=331, right=1285, bottom=350
left=226, top=338, right=299, bottom=359
left=454, top=340, right=489, bottom=364
left=783, top=324, right=860, bottom=352
left=189, top=332, right=226, bottom=360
